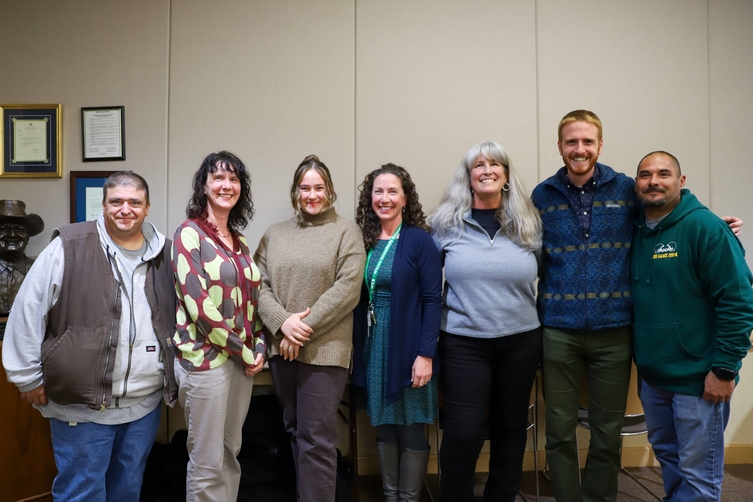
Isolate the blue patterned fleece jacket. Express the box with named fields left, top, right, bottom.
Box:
left=531, top=163, right=639, bottom=330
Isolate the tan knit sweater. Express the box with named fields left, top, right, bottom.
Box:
left=254, top=208, right=366, bottom=368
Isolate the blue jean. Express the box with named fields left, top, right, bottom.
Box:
left=49, top=405, right=161, bottom=502
left=638, top=377, right=729, bottom=502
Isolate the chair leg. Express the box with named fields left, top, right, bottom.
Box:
left=575, top=425, right=582, bottom=484
left=619, top=438, right=662, bottom=501
left=621, top=467, right=662, bottom=501
left=520, top=373, right=541, bottom=502
left=542, top=458, right=551, bottom=482
left=435, top=424, right=441, bottom=481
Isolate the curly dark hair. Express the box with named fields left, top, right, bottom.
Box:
left=185, top=151, right=254, bottom=232
left=356, top=163, right=428, bottom=250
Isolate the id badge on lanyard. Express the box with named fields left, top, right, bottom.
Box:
left=367, top=303, right=376, bottom=336
left=364, top=223, right=401, bottom=337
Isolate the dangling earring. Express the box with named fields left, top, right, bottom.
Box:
left=502, top=182, right=510, bottom=193
left=402, top=206, right=406, bottom=213
left=470, top=187, right=474, bottom=195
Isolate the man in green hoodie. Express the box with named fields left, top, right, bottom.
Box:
left=631, top=151, right=753, bottom=501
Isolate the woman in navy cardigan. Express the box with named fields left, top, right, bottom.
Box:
left=353, top=164, right=442, bottom=502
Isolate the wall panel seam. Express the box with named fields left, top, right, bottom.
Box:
left=165, top=0, right=173, bottom=232
left=706, top=0, right=712, bottom=208
left=353, top=0, right=358, bottom=219
left=535, top=0, right=541, bottom=185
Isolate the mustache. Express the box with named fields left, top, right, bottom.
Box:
left=640, top=185, right=667, bottom=195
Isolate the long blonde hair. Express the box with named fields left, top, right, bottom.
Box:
left=429, top=141, right=542, bottom=250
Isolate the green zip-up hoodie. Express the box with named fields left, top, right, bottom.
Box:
left=631, top=189, right=753, bottom=396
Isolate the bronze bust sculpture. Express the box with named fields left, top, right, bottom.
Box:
left=0, top=200, right=45, bottom=315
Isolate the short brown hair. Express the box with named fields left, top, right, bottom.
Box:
left=103, top=171, right=150, bottom=204
left=558, top=109, right=603, bottom=142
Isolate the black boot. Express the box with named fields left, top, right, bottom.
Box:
left=376, top=441, right=400, bottom=502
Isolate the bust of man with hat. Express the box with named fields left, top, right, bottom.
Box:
left=0, top=200, right=44, bottom=315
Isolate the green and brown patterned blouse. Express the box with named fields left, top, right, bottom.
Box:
left=172, top=218, right=265, bottom=371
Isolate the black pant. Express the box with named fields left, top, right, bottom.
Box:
left=438, top=328, right=542, bottom=502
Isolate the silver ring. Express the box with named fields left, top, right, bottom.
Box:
left=288, top=347, right=293, bottom=352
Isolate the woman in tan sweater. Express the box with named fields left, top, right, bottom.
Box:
left=254, top=155, right=365, bottom=502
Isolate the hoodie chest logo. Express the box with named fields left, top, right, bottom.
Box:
left=653, top=242, right=678, bottom=259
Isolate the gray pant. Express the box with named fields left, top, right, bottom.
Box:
left=269, top=357, right=348, bottom=502
left=175, top=361, right=254, bottom=502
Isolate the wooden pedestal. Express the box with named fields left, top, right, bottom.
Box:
left=0, top=342, right=56, bottom=502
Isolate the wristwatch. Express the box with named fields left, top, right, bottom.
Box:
left=711, top=367, right=738, bottom=381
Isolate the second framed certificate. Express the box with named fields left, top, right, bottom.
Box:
left=70, top=170, right=117, bottom=223
left=81, top=106, right=126, bottom=161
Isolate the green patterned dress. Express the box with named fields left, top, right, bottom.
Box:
left=364, top=239, right=438, bottom=426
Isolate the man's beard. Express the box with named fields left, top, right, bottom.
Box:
left=640, top=187, right=667, bottom=209
left=642, top=197, right=666, bottom=208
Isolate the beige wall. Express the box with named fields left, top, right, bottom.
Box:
left=2, top=0, right=753, bottom=465
left=709, top=0, right=753, bottom=448
left=167, top=0, right=356, bottom=239
left=0, top=0, right=171, bottom=242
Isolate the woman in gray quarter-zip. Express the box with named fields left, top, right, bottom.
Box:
left=429, top=141, right=543, bottom=502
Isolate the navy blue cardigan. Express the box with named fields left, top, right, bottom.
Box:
left=352, top=225, right=442, bottom=404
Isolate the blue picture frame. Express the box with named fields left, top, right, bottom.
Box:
left=70, top=170, right=116, bottom=223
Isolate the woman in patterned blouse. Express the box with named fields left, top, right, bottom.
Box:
left=172, top=151, right=266, bottom=502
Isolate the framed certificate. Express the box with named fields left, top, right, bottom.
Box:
left=0, top=104, right=62, bottom=178
left=70, top=170, right=117, bottom=223
left=81, top=106, right=125, bottom=161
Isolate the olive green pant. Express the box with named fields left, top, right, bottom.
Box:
left=542, top=326, right=632, bottom=502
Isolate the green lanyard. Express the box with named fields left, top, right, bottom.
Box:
left=364, top=223, right=402, bottom=328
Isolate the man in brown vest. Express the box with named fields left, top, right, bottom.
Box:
left=2, top=171, right=177, bottom=501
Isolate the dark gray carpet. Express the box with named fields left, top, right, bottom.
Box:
left=356, top=465, right=753, bottom=501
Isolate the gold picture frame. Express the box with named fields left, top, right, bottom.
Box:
left=0, top=104, right=62, bottom=178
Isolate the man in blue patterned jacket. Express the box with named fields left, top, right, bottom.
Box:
left=532, top=110, right=638, bottom=502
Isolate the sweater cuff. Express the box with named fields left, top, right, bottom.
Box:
left=18, top=377, right=45, bottom=394
left=712, top=355, right=745, bottom=373
left=264, top=307, right=293, bottom=337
